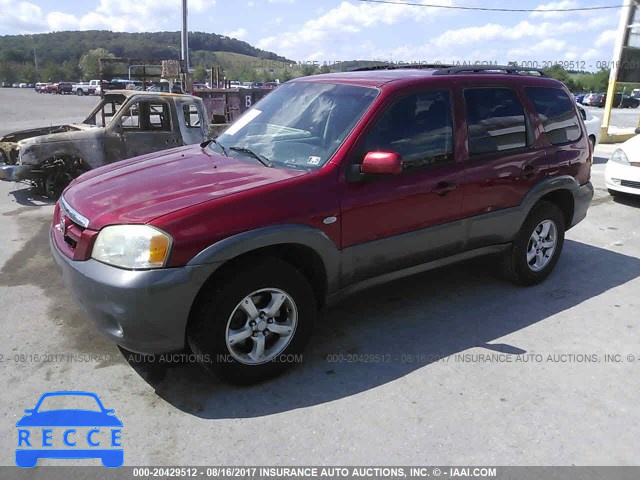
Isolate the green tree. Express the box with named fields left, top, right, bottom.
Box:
left=192, top=64, right=207, bottom=82
left=301, top=64, right=319, bottom=76
left=19, top=64, right=37, bottom=83
left=0, top=61, right=18, bottom=83
left=41, top=62, right=62, bottom=82
left=543, top=64, right=577, bottom=92
left=79, top=48, right=116, bottom=80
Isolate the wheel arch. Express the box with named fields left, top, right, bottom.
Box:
left=520, top=176, right=579, bottom=229
left=186, top=224, right=341, bottom=311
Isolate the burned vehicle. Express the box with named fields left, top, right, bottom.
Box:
left=0, top=91, right=209, bottom=197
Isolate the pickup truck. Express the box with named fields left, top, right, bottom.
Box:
left=73, top=80, right=101, bottom=96
left=0, top=90, right=209, bottom=197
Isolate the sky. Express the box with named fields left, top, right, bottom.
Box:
left=0, top=0, right=624, bottom=70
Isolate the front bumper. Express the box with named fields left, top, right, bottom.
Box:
left=605, top=161, right=640, bottom=195
left=570, top=181, right=594, bottom=228
left=50, top=229, right=218, bottom=354
left=0, top=164, right=32, bottom=181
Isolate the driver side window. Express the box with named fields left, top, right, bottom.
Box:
left=361, top=90, right=454, bottom=169
left=120, top=102, right=140, bottom=129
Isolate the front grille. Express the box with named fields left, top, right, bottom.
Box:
left=621, top=179, right=640, bottom=189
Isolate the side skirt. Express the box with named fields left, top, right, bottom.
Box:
left=326, top=243, right=511, bottom=307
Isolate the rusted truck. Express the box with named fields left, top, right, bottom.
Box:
left=0, top=90, right=209, bottom=197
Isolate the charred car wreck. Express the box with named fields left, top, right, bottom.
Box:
left=0, top=91, right=209, bottom=197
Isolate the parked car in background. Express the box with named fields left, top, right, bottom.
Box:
left=591, top=93, right=639, bottom=108
left=631, top=88, right=640, bottom=99
left=612, top=93, right=640, bottom=108
left=49, top=66, right=593, bottom=384
left=582, top=93, right=604, bottom=106
left=73, top=80, right=100, bottom=96
left=19, top=83, right=27, bottom=88
left=12, top=83, right=19, bottom=88
left=576, top=104, right=602, bottom=148
left=605, top=128, right=640, bottom=197
left=44, top=83, right=59, bottom=94
left=1, top=81, right=11, bottom=87
left=574, top=93, right=586, bottom=104
left=0, top=91, right=210, bottom=197
left=35, top=82, right=51, bottom=93
left=56, top=82, right=74, bottom=95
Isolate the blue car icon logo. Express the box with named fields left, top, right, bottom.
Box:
left=16, top=391, right=123, bottom=468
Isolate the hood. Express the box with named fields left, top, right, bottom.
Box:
left=1, top=124, right=94, bottom=144
left=63, top=145, right=309, bottom=229
left=621, top=133, right=640, bottom=166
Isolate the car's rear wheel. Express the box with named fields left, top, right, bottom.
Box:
left=501, top=201, right=565, bottom=285
left=187, top=257, right=316, bottom=384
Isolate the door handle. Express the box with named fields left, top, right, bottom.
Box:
left=432, top=181, right=457, bottom=196
left=522, top=164, right=535, bottom=179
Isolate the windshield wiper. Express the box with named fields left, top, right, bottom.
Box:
left=229, top=146, right=272, bottom=167
left=204, top=139, right=229, bottom=156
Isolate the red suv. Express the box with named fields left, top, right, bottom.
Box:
left=51, top=65, right=593, bottom=383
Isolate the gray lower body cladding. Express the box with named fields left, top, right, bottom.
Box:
left=50, top=230, right=218, bottom=354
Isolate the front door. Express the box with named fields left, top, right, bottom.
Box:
left=340, top=89, right=467, bottom=284
left=118, top=100, right=183, bottom=159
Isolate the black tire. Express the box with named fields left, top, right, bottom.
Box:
left=187, top=257, right=317, bottom=384
left=0, top=149, right=7, bottom=164
left=76, top=88, right=84, bottom=96
left=501, top=201, right=565, bottom=286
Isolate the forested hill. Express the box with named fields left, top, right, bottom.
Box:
left=0, top=30, right=289, bottom=65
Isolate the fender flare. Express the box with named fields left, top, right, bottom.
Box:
left=519, top=175, right=580, bottom=219
left=186, top=224, right=342, bottom=293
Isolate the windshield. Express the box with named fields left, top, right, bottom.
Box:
left=83, top=94, right=127, bottom=127
left=211, top=82, right=378, bottom=169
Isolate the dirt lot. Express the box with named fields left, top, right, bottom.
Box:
left=0, top=90, right=639, bottom=467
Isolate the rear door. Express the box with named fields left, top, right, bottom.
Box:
left=456, top=85, right=549, bottom=249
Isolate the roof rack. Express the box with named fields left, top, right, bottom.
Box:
left=433, top=65, right=546, bottom=76
left=351, top=63, right=454, bottom=72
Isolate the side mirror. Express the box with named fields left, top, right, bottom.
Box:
left=360, top=151, right=403, bottom=175
left=635, top=127, right=640, bottom=135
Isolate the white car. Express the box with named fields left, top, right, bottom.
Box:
left=605, top=128, right=640, bottom=196
left=576, top=104, right=601, bottom=148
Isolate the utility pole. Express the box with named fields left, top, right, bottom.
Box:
left=181, top=0, right=191, bottom=92
left=31, top=36, right=38, bottom=71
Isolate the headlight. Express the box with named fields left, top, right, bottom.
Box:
left=91, top=225, right=172, bottom=269
left=610, top=149, right=630, bottom=165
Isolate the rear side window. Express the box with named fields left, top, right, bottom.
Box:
left=525, top=87, right=581, bottom=145
left=464, top=88, right=527, bottom=155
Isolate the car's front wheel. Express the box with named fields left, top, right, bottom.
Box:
left=188, top=257, right=317, bottom=384
left=501, top=201, right=565, bottom=285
